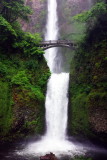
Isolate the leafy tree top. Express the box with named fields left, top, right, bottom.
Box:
left=73, top=2, right=107, bottom=23
left=0, top=0, right=32, bottom=23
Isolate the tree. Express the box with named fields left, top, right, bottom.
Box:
left=0, top=0, right=32, bottom=23
left=0, top=15, right=17, bottom=53
left=73, top=2, right=107, bottom=44
left=0, top=0, right=43, bottom=57
left=13, top=32, right=44, bottom=58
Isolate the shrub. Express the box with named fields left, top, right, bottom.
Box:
left=0, top=62, right=7, bottom=76
left=11, top=71, right=30, bottom=86
left=25, top=60, right=38, bottom=70
left=0, top=82, right=12, bottom=135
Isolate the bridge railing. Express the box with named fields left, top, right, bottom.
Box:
left=37, top=40, right=78, bottom=49
left=40, top=40, right=73, bottom=44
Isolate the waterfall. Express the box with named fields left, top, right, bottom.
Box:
left=20, top=0, right=85, bottom=157
left=44, top=0, right=58, bottom=72
left=44, top=0, right=69, bottom=141
left=45, top=73, right=69, bottom=140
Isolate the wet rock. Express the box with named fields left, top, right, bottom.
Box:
left=21, top=0, right=47, bottom=33
left=40, top=153, right=58, bottom=160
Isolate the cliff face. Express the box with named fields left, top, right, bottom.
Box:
left=56, top=0, right=93, bottom=72
left=22, top=0, right=92, bottom=34
left=0, top=53, right=50, bottom=142
left=0, top=0, right=50, bottom=141
left=57, top=0, right=107, bottom=142
left=57, top=0, right=92, bottom=39
left=21, top=0, right=47, bottom=34
left=68, top=39, right=107, bottom=142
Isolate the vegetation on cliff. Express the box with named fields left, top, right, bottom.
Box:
left=0, top=0, right=49, bottom=142
left=21, top=0, right=47, bottom=33
left=72, top=157, right=92, bottom=160
left=68, top=0, right=107, bottom=142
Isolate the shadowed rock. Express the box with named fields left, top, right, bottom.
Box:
left=40, top=153, right=58, bottom=160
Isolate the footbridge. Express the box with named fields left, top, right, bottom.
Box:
left=37, top=40, right=77, bottom=50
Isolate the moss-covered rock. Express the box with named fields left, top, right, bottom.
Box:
left=0, top=53, right=50, bottom=142
left=68, top=33, right=107, bottom=143
left=72, top=156, right=92, bottom=160
left=0, top=82, right=12, bottom=137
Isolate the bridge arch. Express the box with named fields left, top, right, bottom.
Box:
left=37, top=40, right=77, bottom=50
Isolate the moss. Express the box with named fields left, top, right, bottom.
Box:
left=72, top=156, right=92, bottom=160
left=87, top=91, right=107, bottom=115
left=69, top=90, right=90, bottom=135
left=23, top=117, right=44, bottom=134
left=0, top=81, right=12, bottom=136
left=69, top=14, right=107, bottom=141
left=0, top=52, right=49, bottom=142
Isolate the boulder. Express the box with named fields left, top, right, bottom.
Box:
left=40, top=153, right=58, bottom=160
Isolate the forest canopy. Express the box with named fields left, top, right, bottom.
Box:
left=0, top=0, right=43, bottom=57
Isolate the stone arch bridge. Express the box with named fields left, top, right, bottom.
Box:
left=37, top=40, right=77, bottom=50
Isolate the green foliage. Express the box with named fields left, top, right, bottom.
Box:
left=88, top=91, right=107, bottom=109
left=0, top=62, right=7, bottom=76
left=0, top=0, right=32, bottom=23
left=11, top=71, right=45, bottom=100
left=0, top=0, right=48, bottom=142
left=0, top=18, right=43, bottom=56
left=24, top=120, right=38, bottom=129
left=24, top=116, right=44, bottom=133
left=0, top=82, right=12, bottom=135
left=88, top=91, right=107, bottom=101
left=30, top=86, right=44, bottom=100
left=0, top=0, right=43, bottom=57
left=73, top=2, right=107, bottom=44
left=95, top=62, right=101, bottom=68
left=69, top=1, right=107, bottom=138
left=0, top=52, right=49, bottom=140
left=13, top=32, right=43, bottom=57
left=73, top=2, right=107, bottom=22
left=61, top=22, right=85, bottom=42
left=25, top=60, right=38, bottom=70
left=37, top=71, right=50, bottom=88
left=70, top=91, right=89, bottom=134
left=72, top=156, right=92, bottom=160
left=0, top=15, right=16, bottom=37
left=11, top=71, right=30, bottom=86
left=0, top=15, right=17, bottom=52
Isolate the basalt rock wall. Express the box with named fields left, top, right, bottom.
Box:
left=56, top=0, right=107, bottom=143
left=21, top=0, right=47, bottom=34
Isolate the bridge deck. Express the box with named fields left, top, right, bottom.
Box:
left=40, top=40, right=72, bottom=44
left=37, top=40, right=77, bottom=50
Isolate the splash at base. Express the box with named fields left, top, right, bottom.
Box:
left=17, top=136, right=85, bottom=158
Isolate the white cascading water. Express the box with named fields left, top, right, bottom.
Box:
left=19, top=0, right=85, bottom=157
left=44, top=0, right=58, bottom=72
left=45, top=73, right=69, bottom=140
left=44, top=0, right=68, bottom=140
